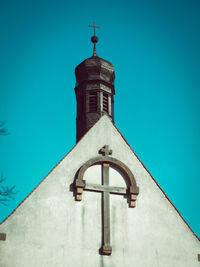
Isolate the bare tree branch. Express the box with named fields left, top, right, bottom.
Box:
left=0, top=122, right=8, bottom=135
left=0, top=124, right=16, bottom=205
left=0, top=175, right=16, bottom=206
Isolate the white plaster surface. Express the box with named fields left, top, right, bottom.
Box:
left=0, top=115, right=199, bottom=267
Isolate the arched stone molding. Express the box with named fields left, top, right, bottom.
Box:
left=74, top=155, right=139, bottom=208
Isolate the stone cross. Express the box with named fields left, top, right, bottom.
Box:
left=82, top=162, right=128, bottom=255
left=75, top=145, right=139, bottom=255
left=99, top=145, right=112, bottom=156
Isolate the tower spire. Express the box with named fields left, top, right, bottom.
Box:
left=89, top=21, right=100, bottom=57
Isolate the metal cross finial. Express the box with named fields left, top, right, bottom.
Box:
left=89, top=21, right=100, bottom=57
left=89, top=21, right=100, bottom=36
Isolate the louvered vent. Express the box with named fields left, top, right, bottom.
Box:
left=103, top=92, right=108, bottom=112
left=89, top=92, right=97, bottom=112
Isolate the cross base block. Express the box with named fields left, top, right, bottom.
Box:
left=102, top=245, right=112, bottom=255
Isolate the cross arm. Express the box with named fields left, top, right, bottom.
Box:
left=85, top=183, right=127, bottom=195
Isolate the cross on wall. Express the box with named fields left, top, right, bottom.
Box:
left=74, top=145, right=139, bottom=255
left=99, top=145, right=112, bottom=156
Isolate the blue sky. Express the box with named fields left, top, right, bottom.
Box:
left=0, top=0, right=199, bottom=237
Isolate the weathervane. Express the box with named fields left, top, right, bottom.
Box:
left=89, top=21, right=100, bottom=57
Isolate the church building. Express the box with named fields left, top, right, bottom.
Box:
left=0, top=23, right=200, bottom=267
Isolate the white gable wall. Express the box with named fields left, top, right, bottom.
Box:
left=0, top=115, right=199, bottom=267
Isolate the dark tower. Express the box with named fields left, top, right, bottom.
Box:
left=75, top=22, right=115, bottom=142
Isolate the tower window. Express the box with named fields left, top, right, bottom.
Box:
left=103, top=93, right=108, bottom=112
left=89, top=92, right=97, bottom=112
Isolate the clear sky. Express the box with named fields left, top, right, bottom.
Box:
left=0, top=0, right=199, bottom=237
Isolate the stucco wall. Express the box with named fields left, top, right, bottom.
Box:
left=0, top=115, right=199, bottom=267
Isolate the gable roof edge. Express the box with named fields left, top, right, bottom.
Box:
left=0, top=116, right=104, bottom=225
left=1, top=115, right=199, bottom=243
left=112, top=121, right=200, bottom=242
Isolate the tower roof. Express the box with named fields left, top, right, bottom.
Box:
left=75, top=22, right=115, bottom=87
left=75, top=56, right=115, bottom=86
